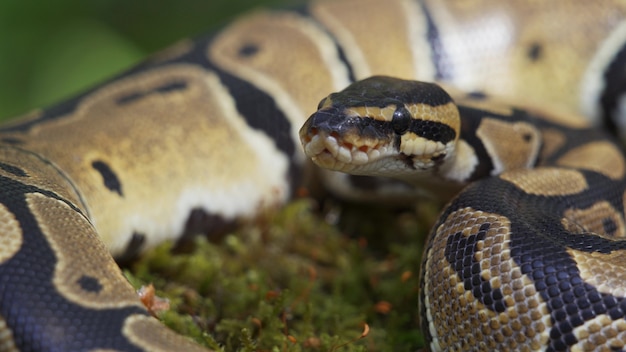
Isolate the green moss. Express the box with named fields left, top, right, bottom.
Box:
left=125, top=197, right=439, bottom=351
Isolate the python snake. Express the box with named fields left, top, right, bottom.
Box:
left=2, top=0, right=626, bottom=351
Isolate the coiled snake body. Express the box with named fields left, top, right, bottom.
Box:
left=2, top=0, right=626, bottom=351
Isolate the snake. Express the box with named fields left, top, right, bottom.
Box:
left=300, top=76, right=626, bottom=351
left=2, top=0, right=626, bottom=351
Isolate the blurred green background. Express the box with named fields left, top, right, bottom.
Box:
left=0, top=0, right=302, bottom=122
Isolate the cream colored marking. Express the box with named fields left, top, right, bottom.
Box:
left=402, top=0, right=438, bottom=81
left=2, top=66, right=290, bottom=255
left=407, top=102, right=461, bottom=131
left=0, top=314, right=18, bottom=352
left=423, top=0, right=516, bottom=92
left=525, top=105, right=590, bottom=129
left=570, top=314, right=626, bottom=351
left=446, top=87, right=515, bottom=117
left=500, top=167, right=588, bottom=196
left=563, top=201, right=626, bottom=239
left=581, top=21, right=626, bottom=124
left=0, top=146, right=88, bottom=216
left=0, top=204, right=21, bottom=265
left=439, top=139, right=478, bottom=182
left=423, top=207, right=551, bottom=351
left=569, top=248, right=626, bottom=298
left=507, top=2, right=625, bottom=119
left=209, top=11, right=350, bottom=163
left=476, top=118, right=541, bottom=175
left=557, top=141, right=626, bottom=180
left=538, top=128, right=566, bottom=161
left=399, top=133, right=447, bottom=158
left=123, top=315, right=214, bottom=352
left=424, top=1, right=626, bottom=122
left=345, top=106, right=396, bottom=121
left=27, top=193, right=143, bottom=308
left=311, top=0, right=435, bottom=80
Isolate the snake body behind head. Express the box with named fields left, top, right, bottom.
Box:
left=3, top=0, right=626, bottom=351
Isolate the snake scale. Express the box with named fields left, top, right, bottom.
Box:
left=2, top=0, right=626, bottom=351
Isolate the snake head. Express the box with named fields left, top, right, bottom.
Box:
left=299, top=76, right=461, bottom=181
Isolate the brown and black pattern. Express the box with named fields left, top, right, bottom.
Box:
left=3, top=0, right=626, bottom=350
left=421, top=167, right=626, bottom=351
left=304, top=76, right=626, bottom=351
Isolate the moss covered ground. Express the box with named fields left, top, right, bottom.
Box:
left=125, top=196, right=440, bottom=351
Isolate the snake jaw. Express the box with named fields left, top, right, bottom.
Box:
left=399, top=134, right=449, bottom=162
left=300, top=115, right=457, bottom=177
left=301, top=128, right=393, bottom=172
left=301, top=127, right=454, bottom=178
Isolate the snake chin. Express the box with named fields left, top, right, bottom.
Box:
left=303, top=132, right=392, bottom=169
left=303, top=130, right=461, bottom=182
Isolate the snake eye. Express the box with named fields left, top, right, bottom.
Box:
left=391, top=106, right=411, bottom=134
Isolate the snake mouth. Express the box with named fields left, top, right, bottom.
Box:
left=299, top=116, right=454, bottom=176
left=300, top=128, right=394, bottom=172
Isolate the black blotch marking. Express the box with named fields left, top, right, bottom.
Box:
left=238, top=43, right=260, bottom=57
left=115, top=232, right=146, bottom=266
left=439, top=175, right=626, bottom=351
left=420, top=1, right=452, bottom=80
left=0, top=174, right=150, bottom=351
left=467, top=91, right=488, bottom=100
left=0, top=137, right=25, bottom=145
left=444, top=223, right=508, bottom=313
left=190, top=37, right=303, bottom=192
left=116, top=81, right=188, bottom=105
left=295, top=5, right=357, bottom=83
left=91, top=161, right=123, bottom=196
left=0, top=162, right=27, bottom=177
left=602, top=217, right=618, bottom=236
left=155, top=81, right=187, bottom=94
left=456, top=106, right=494, bottom=180
left=115, top=92, right=143, bottom=105
left=184, top=207, right=236, bottom=237
left=77, top=275, right=103, bottom=293
left=600, top=42, right=626, bottom=134
left=391, top=106, right=411, bottom=134
left=522, top=133, right=533, bottom=142
left=409, top=120, right=456, bottom=144
left=527, top=42, right=543, bottom=61
left=174, top=208, right=239, bottom=253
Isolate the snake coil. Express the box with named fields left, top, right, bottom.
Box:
left=2, top=0, right=626, bottom=351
